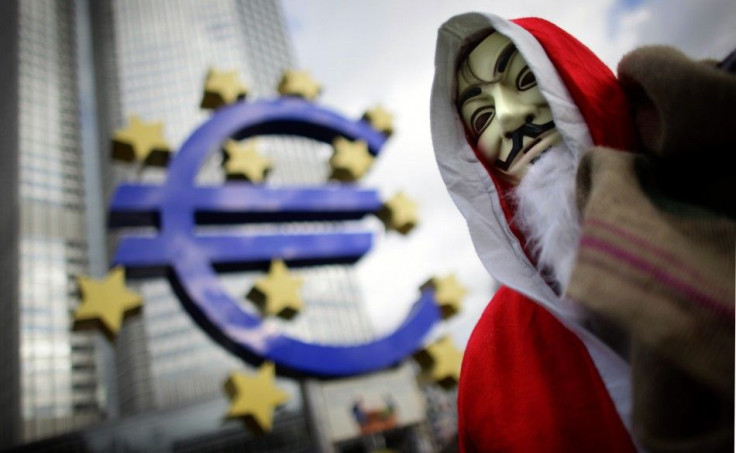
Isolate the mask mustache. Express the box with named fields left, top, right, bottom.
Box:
left=495, top=120, right=555, bottom=171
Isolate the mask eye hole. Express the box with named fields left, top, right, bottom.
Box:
left=471, top=107, right=494, bottom=136
left=516, top=67, right=537, bottom=91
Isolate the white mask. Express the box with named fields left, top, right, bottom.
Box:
left=457, top=32, right=561, bottom=185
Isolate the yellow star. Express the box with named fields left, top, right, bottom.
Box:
left=277, top=69, right=321, bottom=100
left=247, top=260, right=304, bottom=319
left=363, top=105, right=394, bottom=136
left=377, top=192, right=418, bottom=235
left=224, top=362, right=290, bottom=434
left=329, top=137, right=375, bottom=182
left=112, top=115, right=172, bottom=167
left=74, top=267, right=143, bottom=340
left=421, top=275, right=466, bottom=319
left=200, top=68, right=248, bottom=110
left=223, top=139, right=272, bottom=183
left=413, top=336, right=464, bottom=389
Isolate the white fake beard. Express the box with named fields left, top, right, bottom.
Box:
left=513, top=143, right=581, bottom=291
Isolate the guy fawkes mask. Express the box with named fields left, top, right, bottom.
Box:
left=457, top=32, right=561, bottom=184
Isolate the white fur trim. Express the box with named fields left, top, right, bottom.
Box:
left=514, top=143, right=581, bottom=291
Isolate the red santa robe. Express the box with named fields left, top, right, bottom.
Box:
left=430, top=13, right=640, bottom=452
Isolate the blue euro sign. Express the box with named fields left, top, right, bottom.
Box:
left=109, top=98, right=441, bottom=377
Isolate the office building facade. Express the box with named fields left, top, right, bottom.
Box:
left=2, top=1, right=452, bottom=450
left=1, top=1, right=106, bottom=446
left=88, top=0, right=378, bottom=419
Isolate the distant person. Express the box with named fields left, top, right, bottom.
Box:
left=352, top=398, right=367, bottom=426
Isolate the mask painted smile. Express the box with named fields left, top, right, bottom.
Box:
left=496, top=120, right=555, bottom=171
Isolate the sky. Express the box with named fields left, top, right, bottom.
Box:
left=280, top=0, right=736, bottom=347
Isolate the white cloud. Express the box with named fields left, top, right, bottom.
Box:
left=612, top=0, right=736, bottom=61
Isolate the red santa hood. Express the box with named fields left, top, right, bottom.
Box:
left=430, top=12, right=637, bottom=439
left=512, top=18, right=636, bottom=151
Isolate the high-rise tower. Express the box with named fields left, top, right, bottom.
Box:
left=2, top=1, right=443, bottom=451
left=1, top=1, right=105, bottom=447
left=88, top=0, right=377, bottom=418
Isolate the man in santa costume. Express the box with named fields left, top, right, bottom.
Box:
left=431, top=12, right=640, bottom=452
left=431, top=12, right=735, bottom=453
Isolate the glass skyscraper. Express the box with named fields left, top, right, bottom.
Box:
left=1, top=1, right=451, bottom=450
left=1, top=1, right=105, bottom=446
left=88, top=0, right=377, bottom=419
